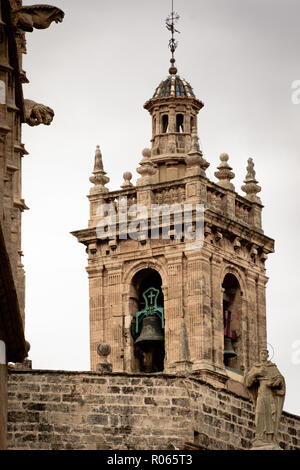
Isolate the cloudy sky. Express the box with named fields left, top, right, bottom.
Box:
left=21, top=0, right=300, bottom=415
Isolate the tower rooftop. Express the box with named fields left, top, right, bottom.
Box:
left=152, top=74, right=195, bottom=99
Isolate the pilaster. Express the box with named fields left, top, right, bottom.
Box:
left=164, top=252, right=183, bottom=371
left=256, top=274, right=268, bottom=353
left=246, top=270, right=259, bottom=366
left=184, top=251, right=205, bottom=366
left=87, top=265, right=105, bottom=371
left=104, top=265, right=123, bottom=372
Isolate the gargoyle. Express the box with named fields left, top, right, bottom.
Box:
left=13, top=4, right=64, bottom=32
left=24, top=99, right=54, bottom=126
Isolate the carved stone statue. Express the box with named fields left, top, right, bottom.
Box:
left=244, top=349, right=285, bottom=449
left=24, top=99, right=54, bottom=126
left=13, top=4, right=64, bottom=32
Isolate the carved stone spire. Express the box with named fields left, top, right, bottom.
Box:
left=241, top=158, right=261, bottom=203
left=215, top=153, right=235, bottom=191
left=185, top=127, right=209, bottom=177
left=89, top=146, right=109, bottom=194
left=136, top=149, right=156, bottom=186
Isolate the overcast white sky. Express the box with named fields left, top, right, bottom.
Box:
left=21, top=0, right=300, bottom=415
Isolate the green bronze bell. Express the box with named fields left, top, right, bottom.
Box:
left=135, top=315, right=164, bottom=345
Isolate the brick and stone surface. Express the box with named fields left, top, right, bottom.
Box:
left=7, top=370, right=300, bottom=450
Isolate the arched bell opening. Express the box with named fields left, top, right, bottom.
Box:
left=130, top=269, right=165, bottom=373
left=176, top=113, right=184, bottom=132
left=162, top=114, right=169, bottom=133
left=222, top=273, right=243, bottom=372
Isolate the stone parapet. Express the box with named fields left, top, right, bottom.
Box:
left=7, top=370, right=300, bottom=450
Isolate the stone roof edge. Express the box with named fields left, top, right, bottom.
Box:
left=8, top=368, right=251, bottom=402
left=9, top=369, right=300, bottom=421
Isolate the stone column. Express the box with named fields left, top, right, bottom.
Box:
left=184, top=107, right=191, bottom=134
left=166, top=105, right=176, bottom=154
left=168, top=105, right=176, bottom=133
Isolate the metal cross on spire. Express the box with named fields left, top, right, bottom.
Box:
left=165, top=0, right=180, bottom=74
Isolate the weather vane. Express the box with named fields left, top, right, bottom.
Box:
left=165, top=0, right=180, bottom=74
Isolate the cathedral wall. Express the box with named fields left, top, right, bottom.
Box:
left=0, top=351, right=7, bottom=450
left=7, top=370, right=300, bottom=450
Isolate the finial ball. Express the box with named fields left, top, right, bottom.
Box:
left=220, top=153, right=229, bottom=162
left=142, top=148, right=151, bottom=159
left=97, top=342, right=111, bottom=358
left=123, top=171, right=132, bottom=181
left=169, top=66, right=177, bottom=75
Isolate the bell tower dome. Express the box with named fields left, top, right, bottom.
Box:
left=144, top=7, right=205, bottom=183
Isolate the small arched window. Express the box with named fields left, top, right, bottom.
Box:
left=162, top=114, right=169, bottom=133
left=222, top=273, right=243, bottom=371
left=176, top=114, right=184, bottom=132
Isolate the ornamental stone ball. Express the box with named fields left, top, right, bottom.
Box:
left=96, top=342, right=112, bottom=374
left=123, top=171, right=132, bottom=182
left=142, top=148, right=151, bottom=159
left=97, top=342, right=111, bottom=361
left=121, top=171, right=133, bottom=188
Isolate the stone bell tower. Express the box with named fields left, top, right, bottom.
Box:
left=72, top=10, right=274, bottom=385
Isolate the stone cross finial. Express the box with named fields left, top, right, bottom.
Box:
left=186, top=127, right=209, bottom=176
left=215, top=153, right=235, bottom=191
left=89, top=145, right=110, bottom=193
left=121, top=171, right=133, bottom=189
left=136, top=148, right=156, bottom=186
left=241, top=158, right=261, bottom=203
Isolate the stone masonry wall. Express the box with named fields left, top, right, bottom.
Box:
left=7, top=370, right=300, bottom=450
